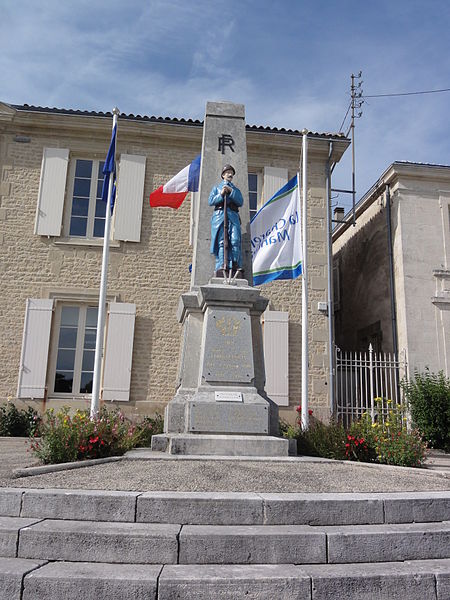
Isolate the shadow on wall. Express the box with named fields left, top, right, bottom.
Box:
left=334, top=210, right=394, bottom=353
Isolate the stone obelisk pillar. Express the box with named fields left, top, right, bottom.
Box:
left=190, top=101, right=252, bottom=288
left=152, top=101, right=288, bottom=456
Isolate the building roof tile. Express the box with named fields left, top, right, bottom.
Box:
left=10, top=103, right=347, bottom=140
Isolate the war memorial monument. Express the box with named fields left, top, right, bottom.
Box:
left=151, top=101, right=289, bottom=456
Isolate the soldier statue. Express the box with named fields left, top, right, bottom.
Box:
left=209, top=164, right=244, bottom=278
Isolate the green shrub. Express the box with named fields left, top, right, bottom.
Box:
left=279, top=419, right=300, bottom=440
left=402, top=370, right=450, bottom=451
left=282, top=398, right=427, bottom=468
left=349, top=401, right=427, bottom=467
left=375, top=427, right=426, bottom=467
left=133, top=414, right=164, bottom=447
left=296, top=420, right=348, bottom=460
left=29, top=407, right=163, bottom=465
left=0, top=402, right=41, bottom=437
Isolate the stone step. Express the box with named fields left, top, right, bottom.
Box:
left=159, top=560, right=450, bottom=600
left=2, top=558, right=450, bottom=600
left=4, top=515, right=449, bottom=566
left=2, top=488, right=450, bottom=526
left=151, top=433, right=290, bottom=456
left=178, top=521, right=450, bottom=565
left=16, top=519, right=180, bottom=564
left=0, top=517, right=42, bottom=557
left=179, top=524, right=326, bottom=564
left=22, top=562, right=162, bottom=600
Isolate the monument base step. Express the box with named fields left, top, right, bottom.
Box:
left=151, top=434, right=291, bottom=457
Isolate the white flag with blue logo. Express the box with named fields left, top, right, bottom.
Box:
left=251, top=174, right=302, bottom=285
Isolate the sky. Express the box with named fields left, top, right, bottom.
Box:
left=1, top=0, right=449, bottom=212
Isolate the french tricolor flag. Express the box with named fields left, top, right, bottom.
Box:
left=149, top=154, right=201, bottom=209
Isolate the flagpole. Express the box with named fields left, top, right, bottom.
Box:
left=91, top=107, right=120, bottom=418
left=301, top=129, right=309, bottom=430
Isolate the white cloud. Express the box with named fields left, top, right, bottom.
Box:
left=1, top=0, right=448, bottom=205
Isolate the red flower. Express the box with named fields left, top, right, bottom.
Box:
left=89, top=436, right=99, bottom=444
left=308, top=409, right=313, bottom=416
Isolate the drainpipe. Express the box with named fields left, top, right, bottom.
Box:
left=385, top=185, right=398, bottom=357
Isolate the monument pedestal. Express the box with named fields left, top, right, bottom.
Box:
left=151, top=279, right=288, bottom=456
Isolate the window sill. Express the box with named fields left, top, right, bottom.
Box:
left=53, top=237, right=121, bottom=249
left=46, top=394, right=121, bottom=404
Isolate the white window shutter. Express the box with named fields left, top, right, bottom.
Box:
left=263, top=167, right=288, bottom=203
left=113, top=154, right=146, bottom=242
left=34, top=148, right=69, bottom=236
left=262, top=310, right=289, bottom=406
left=102, top=303, right=136, bottom=401
left=17, top=299, right=54, bottom=398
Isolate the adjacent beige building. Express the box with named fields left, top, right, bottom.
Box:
left=0, top=102, right=349, bottom=423
left=333, top=161, right=450, bottom=377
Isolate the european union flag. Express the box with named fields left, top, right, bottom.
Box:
left=101, top=123, right=117, bottom=214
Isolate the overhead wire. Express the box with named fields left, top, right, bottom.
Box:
left=363, top=87, right=450, bottom=98
left=338, top=101, right=352, bottom=133
left=337, top=85, right=450, bottom=136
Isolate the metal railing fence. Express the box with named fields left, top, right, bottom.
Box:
left=334, top=343, right=408, bottom=428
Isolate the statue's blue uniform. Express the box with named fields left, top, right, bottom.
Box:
left=208, top=180, right=243, bottom=270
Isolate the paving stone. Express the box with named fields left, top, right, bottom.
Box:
left=383, top=491, right=450, bottom=523
left=21, top=488, right=138, bottom=522
left=158, top=564, right=310, bottom=599
left=305, top=560, right=440, bottom=599
left=0, top=557, right=46, bottom=600
left=0, top=488, right=23, bottom=517
left=22, top=561, right=161, bottom=600
left=0, top=517, right=41, bottom=557
left=179, top=524, right=326, bottom=564
left=137, top=491, right=263, bottom=525
left=18, top=519, right=180, bottom=564
left=326, top=521, right=450, bottom=564
left=261, top=493, right=384, bottom=525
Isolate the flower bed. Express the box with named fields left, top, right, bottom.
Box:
left=29, top=407, right=163, bottom=465
left=281, top=399, right=427, bottom=468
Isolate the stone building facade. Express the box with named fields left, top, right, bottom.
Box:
left=333, top=161, right=450, bottom=377
left=0, top=102, right=348, bottom=423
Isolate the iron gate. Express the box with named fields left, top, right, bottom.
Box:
left=335, top=344, right=408, bottom=427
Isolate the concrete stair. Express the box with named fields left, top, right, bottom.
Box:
left=0, top=488, right=449, bottom=599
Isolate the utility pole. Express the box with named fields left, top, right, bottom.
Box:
left=331, top=72, right=364, bottom=226
left=350, top=72, right=364, bottom=226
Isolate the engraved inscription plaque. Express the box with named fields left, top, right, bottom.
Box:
left=201, top=308, right=254, bottom=383
left=215, top=391, right=243, bottom=402
left=189, top=402, right=269, bottom=434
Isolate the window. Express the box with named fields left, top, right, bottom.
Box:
left=35, top=148, right=146, bottom=242
left=18, top=297, right=136, bottom=401
left=53, top=304, right=98, bottom=394
left=248, top=173, right=258, bottom=221
left=68, top=159, right=106, bottom=238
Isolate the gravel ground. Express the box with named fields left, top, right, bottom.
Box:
left=1, top=438, right=449, bottom=493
